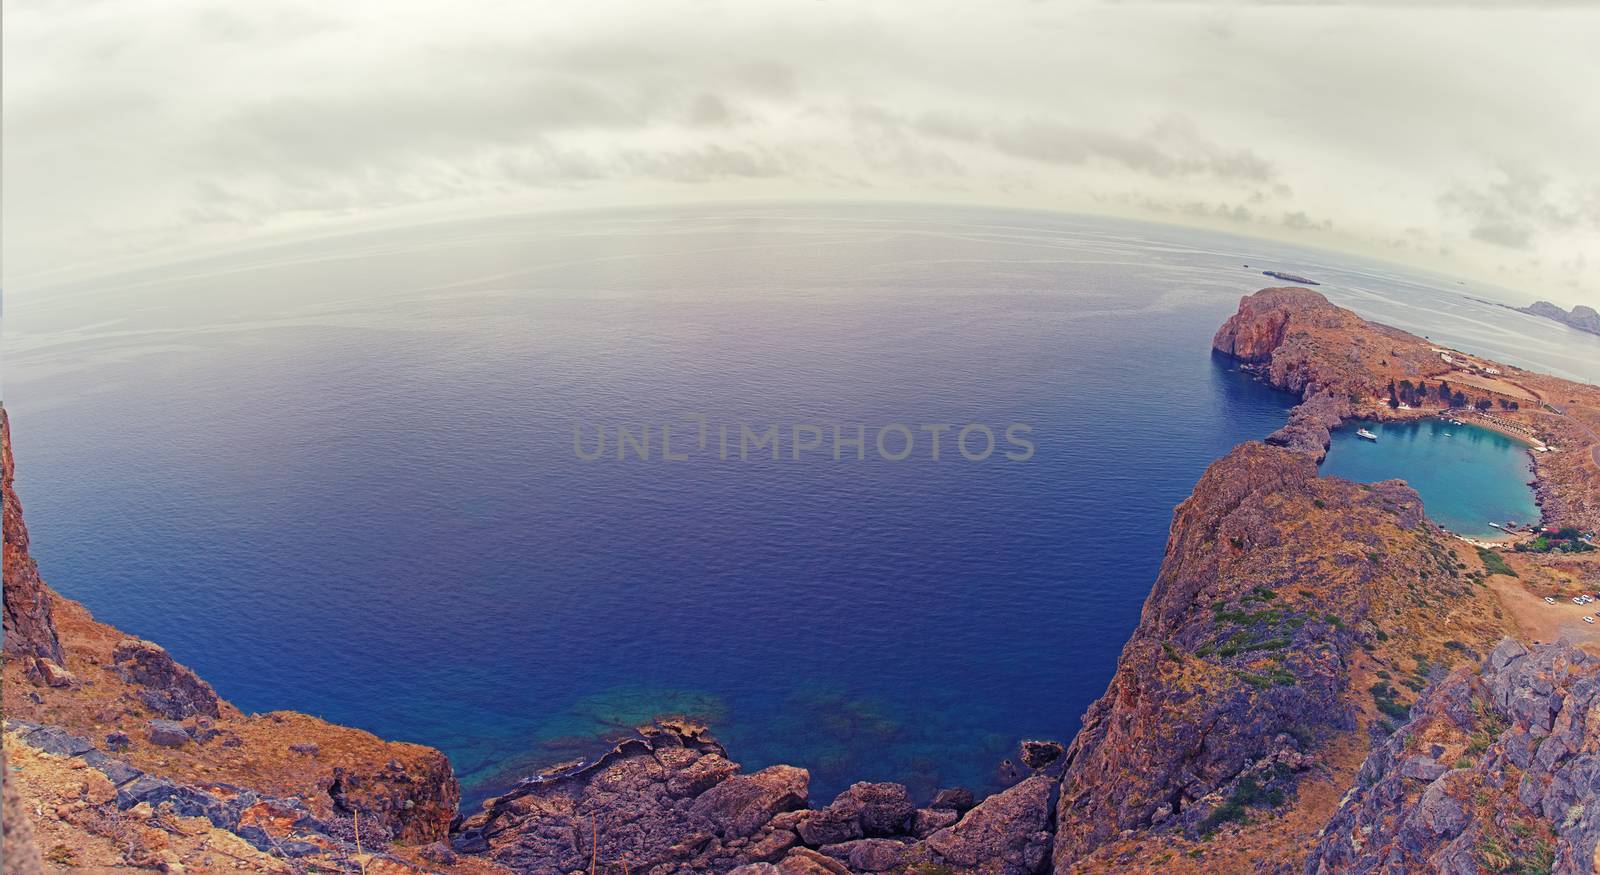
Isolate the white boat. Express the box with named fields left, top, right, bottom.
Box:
left=1357, top=428, right=1378, bottom=441
left=1489, top=522, right=1502, bottom=529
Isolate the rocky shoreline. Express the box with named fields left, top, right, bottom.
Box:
left=6, top=288, right=1599, bottom=874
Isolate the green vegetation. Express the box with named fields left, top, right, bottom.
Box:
left=1240, top=666, right=1297, bottom=688
left=1369, top=682, right=1411, bottom=721
left=1515, top=533, right=1595, bottom=554
left=1476, top=547, right=1518, bottom=577
left=1476, top=834, right=1554, bottom=875
left=1198, top=774, right=1285, bottom=835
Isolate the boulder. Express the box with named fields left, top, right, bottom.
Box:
left=777, top=848, right=849, bottom=875
left=913, top=807, right=959, bottom=837
left=147, top=720, right=189, bottom=748
left=930, top=787, right=975, bottom=812
left=795, top=806, right=862, bottom=846
left=691, top=765, right=809, bottom=839
left=1018, top=739, right=1064, bottom=771
left=667, top=752, right=738, bottom=797
left=111, top=639, right=221, bottom=719
left=29, top=658, right=77, bottom=689
left=828, top=782, right=916, bottom=836
left=20, top=726, right=95, bottom=758
left=926, top=775, right=1053, bottom=875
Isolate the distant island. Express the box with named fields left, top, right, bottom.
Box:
left=1261, top=269, right=1319, bottom=285
left=1519, top=300, right=1600, bottom=337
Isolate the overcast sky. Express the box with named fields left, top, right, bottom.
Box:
left=4, top=0, right=1597, bottom=306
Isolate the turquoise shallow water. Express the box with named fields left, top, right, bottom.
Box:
left=1321, top=419, right=1540, bottom=538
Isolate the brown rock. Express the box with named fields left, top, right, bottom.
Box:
left=745, top=829, right=798, bottom=862
left=776, top=847, right=849, bottom=875
left=111, top=639, right=222, bottom=720
left=2, top=410, right=63, bottom=663
left=691, top=765, right=809, bottom=839
left=926, top=775, right=1053, bottom=875
left=666, top=752, right=737, bottom=797
left=82, top=772, right=117, bottom=805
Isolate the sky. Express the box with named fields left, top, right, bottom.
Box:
left=4, top=0, right=1598, bottom=307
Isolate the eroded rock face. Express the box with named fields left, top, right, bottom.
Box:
left=111, top=638, right=222, bottom=719
left=925, top=775, right=1054, bottom=875
left=1051, top=441, right=1439, bottom=869
left=457, top=723, right=1059, bottom=873
left=1213, top=287, right=1400, bottom=401
left=1307, top=640, right=1600, bottom=875
left=2, top=409, right=63, bottom=663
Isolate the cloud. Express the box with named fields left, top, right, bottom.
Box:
left=1439, top=165, right=1600, bottom=250
left=2, top=0, right=1596, bottom=305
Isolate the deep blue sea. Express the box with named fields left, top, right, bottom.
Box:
left=6, top=204, right=1594, bottom=804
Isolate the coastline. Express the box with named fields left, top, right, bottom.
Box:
left=6, top=287, right=1600, bottom=874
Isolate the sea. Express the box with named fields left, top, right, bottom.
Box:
left=6, top=203, right=1596, bottom=804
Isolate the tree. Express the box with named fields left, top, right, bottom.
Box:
left=1451, top=390, right=1468, bottom=408
left=1475, top=397, right=1492, bottom=411
left=1387, top=381, right=1399, bottom=409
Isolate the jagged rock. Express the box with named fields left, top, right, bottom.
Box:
left=2, top=411, right=63, bottom=663
left=1308, top=640, right=1600, bottom=875
left=417, top=842, right=458, bottom=864
left=28, top=658, right=77, bottom=689
left=795, top=805, right=863, bottom=846
left=147, top=720, right=189, bottom=748
left=1053, top=439, right=1436, bottom=868
left=776, top=848, right=849, bottom=875
left=104, top=731, right=131, bottom=751
left=21, top=726, right=95, bottom=758
left=822, top=837, right=906, bottom=871
left=913, top=806, right=959, bottom=837
left=746, top=829, right=798, bottom=862
left=1019, top=739, right=1064, bottom=771
left=112, top=639, right=221, bottom=720
left=730, top=865, right=782, bottom=875
left=931, top=787, right=975, bottom=812
left=667, top=752, right=738, bottom=797
left=694, top=765, right=810, bottom=839
left=925, top=775, right=1053, bottom=875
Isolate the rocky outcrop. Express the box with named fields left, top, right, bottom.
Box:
left=1211, top=286, right=1399, bottom=399
left=1521, top=300, right=1600, bottom=337
left=456, top=720, right=1059, bottom=873
left=1213, top=287, right=1458, bottom=463
left=1307, top=639, right=1600, bottom=875
left=1051, top=440, right=1443, bottom=869
left=109, top=638, right=224, bottom=720
left=2, top=408, right=63, bottom=663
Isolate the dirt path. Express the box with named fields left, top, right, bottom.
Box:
left=1487, top=574, right=1600, bottom=655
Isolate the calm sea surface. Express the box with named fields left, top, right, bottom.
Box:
left=1322, top=420, right=1540, bottom=538
left=7, top=204, right=1593, bottom=803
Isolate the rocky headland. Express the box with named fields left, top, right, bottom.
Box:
left=1518, top=301, right=1600, bottom=338
left=5, top=288, right=1599, bottom=874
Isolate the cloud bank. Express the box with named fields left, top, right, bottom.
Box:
left=4, top=0, right=1596, bottom=304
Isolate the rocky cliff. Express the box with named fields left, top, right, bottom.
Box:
left=1522, top=301, right=1600, bottom=337
left=3, top=409, right=464, bottom=873
left=1048, top=440, right=1512, bottom=872
left=1211, top=287, right=1447, bottom=461
left=1308, top=639, right=1600, bottom=875
left=3, top=408, right=64, bottom=664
